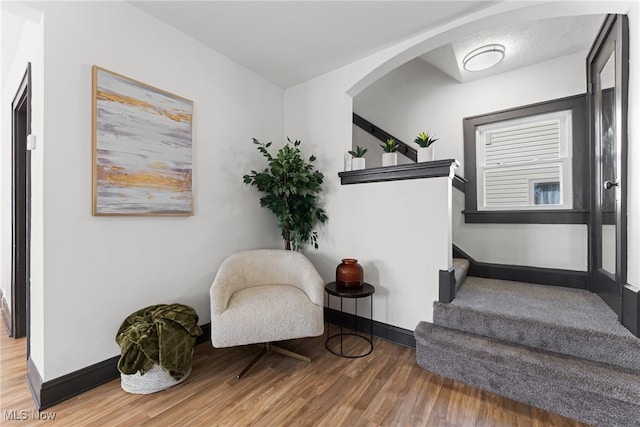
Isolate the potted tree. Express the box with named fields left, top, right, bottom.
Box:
left=414, top=131, right=439, bottom=162
left=243, top=138, right=328, bottom=251
left=380, top=138, right=399, bottom=166
left=348, top=146, right=368, bottom=170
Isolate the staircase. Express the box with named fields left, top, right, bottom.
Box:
left=415, top=260, right=640, bottom=426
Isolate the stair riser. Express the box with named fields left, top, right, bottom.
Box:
left=434, top=302, right=640, bottom=372
left=416, top=329, right=640, bottom=426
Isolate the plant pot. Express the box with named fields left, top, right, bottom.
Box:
left=382, top=152, right=397, bottom=167
left=351, top=157, right=366, bottom=170
left=417, top=146, right=435, bottom=162
left=336, top=258, right=363, bottom=288
left=344, top=152, right=352, bottom=171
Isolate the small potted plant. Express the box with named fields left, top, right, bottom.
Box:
left=348, top=146, right=368, bottom=170
left=414, top=131, right=439, bottom=162
left=380, top=138, right=399, bottom=166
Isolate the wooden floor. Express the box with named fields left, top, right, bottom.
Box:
left=1, top=330, right=587, bottom=426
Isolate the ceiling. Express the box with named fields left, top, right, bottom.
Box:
left=131, top=1, right=605, bottom=89
left=130, top=1, right=496, bottom=88
left=419, top=15, right=605, bottom=83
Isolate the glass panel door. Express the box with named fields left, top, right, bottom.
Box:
left=599, top=50, right=616, bottom=276
left=588, top=14, right=628, bottom=320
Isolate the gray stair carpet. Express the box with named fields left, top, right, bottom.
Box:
left=415, top=322, right=640, bottom=427
left=452, top=258, right=470, bottom=292
left=434, top=276, right=640, bottom=372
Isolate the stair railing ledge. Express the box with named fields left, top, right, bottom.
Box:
left=338, top=159, right=459, bottom=185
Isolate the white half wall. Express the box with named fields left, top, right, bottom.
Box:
left=312, top=177, right=452, bottom=330
left=354, top=52, right=589, bottom=270
left=9, top=1, right=284, bottom=381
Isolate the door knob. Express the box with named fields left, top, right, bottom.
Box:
left=603, top=180, right=619, bottom=190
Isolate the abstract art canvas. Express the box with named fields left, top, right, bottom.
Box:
left=92, top=66, right=193, bottom=215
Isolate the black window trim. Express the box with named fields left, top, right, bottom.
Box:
left=463, top=93, right=589, bottom=224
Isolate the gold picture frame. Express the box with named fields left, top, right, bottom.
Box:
left=92, top=66, right=194, bottom=216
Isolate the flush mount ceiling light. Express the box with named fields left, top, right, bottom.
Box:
left=463, top=44, right=506, bottom=72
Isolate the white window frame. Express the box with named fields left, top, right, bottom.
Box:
left=475, top=110, right=573, bottom=211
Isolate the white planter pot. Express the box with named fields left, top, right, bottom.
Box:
left=417, top=146, right=435, bottom=162
left=382, top=152, right=397, bottom=167
left=351, top=157, right=366, bottom=170
left=344, top=152, right=352, bottom=171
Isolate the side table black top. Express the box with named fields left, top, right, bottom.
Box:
left=325, top=282, right=375, bottom=298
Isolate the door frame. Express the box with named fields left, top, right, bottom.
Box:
left=10, top=63, right=32, bottom=339
left=587, top=15, right=629, bottom=323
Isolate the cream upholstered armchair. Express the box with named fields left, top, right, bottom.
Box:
left=210, top=249, right=324, bottom=378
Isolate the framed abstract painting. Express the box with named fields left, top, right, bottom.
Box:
left=92, top=66, right=194, bottom=216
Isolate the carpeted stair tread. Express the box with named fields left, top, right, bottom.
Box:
left=416, top=322, right=640, bottom=402
left=434, top=276, right=640, bottom=372
left=433, top=302, right=640, bottom=372
left=415, top=322, right=640, bottom=426
left=452, top=258, right=470, bottom=291
left=452, top=277, right=629, bottom=334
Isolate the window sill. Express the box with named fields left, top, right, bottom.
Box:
left=462, top=209, right=589, bottom=224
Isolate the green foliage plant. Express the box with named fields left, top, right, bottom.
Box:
left=243, top=137, right=328, bottom=251
left=414, top=131, right=439, bottom=148
left=348, top=146, right=368, bottom=158
left=380, top=138, right=399, bottom=153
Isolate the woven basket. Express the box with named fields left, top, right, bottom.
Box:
left=120, top=364, right=191, bottom=394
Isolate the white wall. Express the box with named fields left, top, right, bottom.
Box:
left=626, top=2, right=640, bottom=292
left=452, top=190, right=587, bottom=269
left=5, top=1, right=285, bottom=381
left=0, top=6, right=23, bottom=319
left=354, top=52, right=589, bottom=270
left=354, top=53, right=587, bottom=172
left=0, top=3, right=45, bottom=366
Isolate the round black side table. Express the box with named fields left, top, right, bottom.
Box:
left=324, top=282, right=375, bottom=358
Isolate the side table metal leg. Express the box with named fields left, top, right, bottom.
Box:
left=370, top=295, right=373, bottom=350
left=340, top=296, right=344, bottom=356
left=355, top=296, right=358, bottom=338
left=325, top=292, right=329, bottom=342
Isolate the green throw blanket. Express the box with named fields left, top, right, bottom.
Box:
left=116, top=304, right=202, bottom=380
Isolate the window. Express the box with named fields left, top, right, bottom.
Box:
left=475, top=110, right=573, bottom=210
left=532, top=181, right=560, bottom=205
left=462, top=94, right=588, bottom=224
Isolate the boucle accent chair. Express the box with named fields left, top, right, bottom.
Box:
left=210, top=249, right=325, bottom=379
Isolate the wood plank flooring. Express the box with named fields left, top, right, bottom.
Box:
left=1, top=331, right=588, bottom=426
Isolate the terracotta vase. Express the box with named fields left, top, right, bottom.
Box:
left=336, top=258, right=364, bottom=289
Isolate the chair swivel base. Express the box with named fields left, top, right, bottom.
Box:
left=237, top=342, right=311, bottom=380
